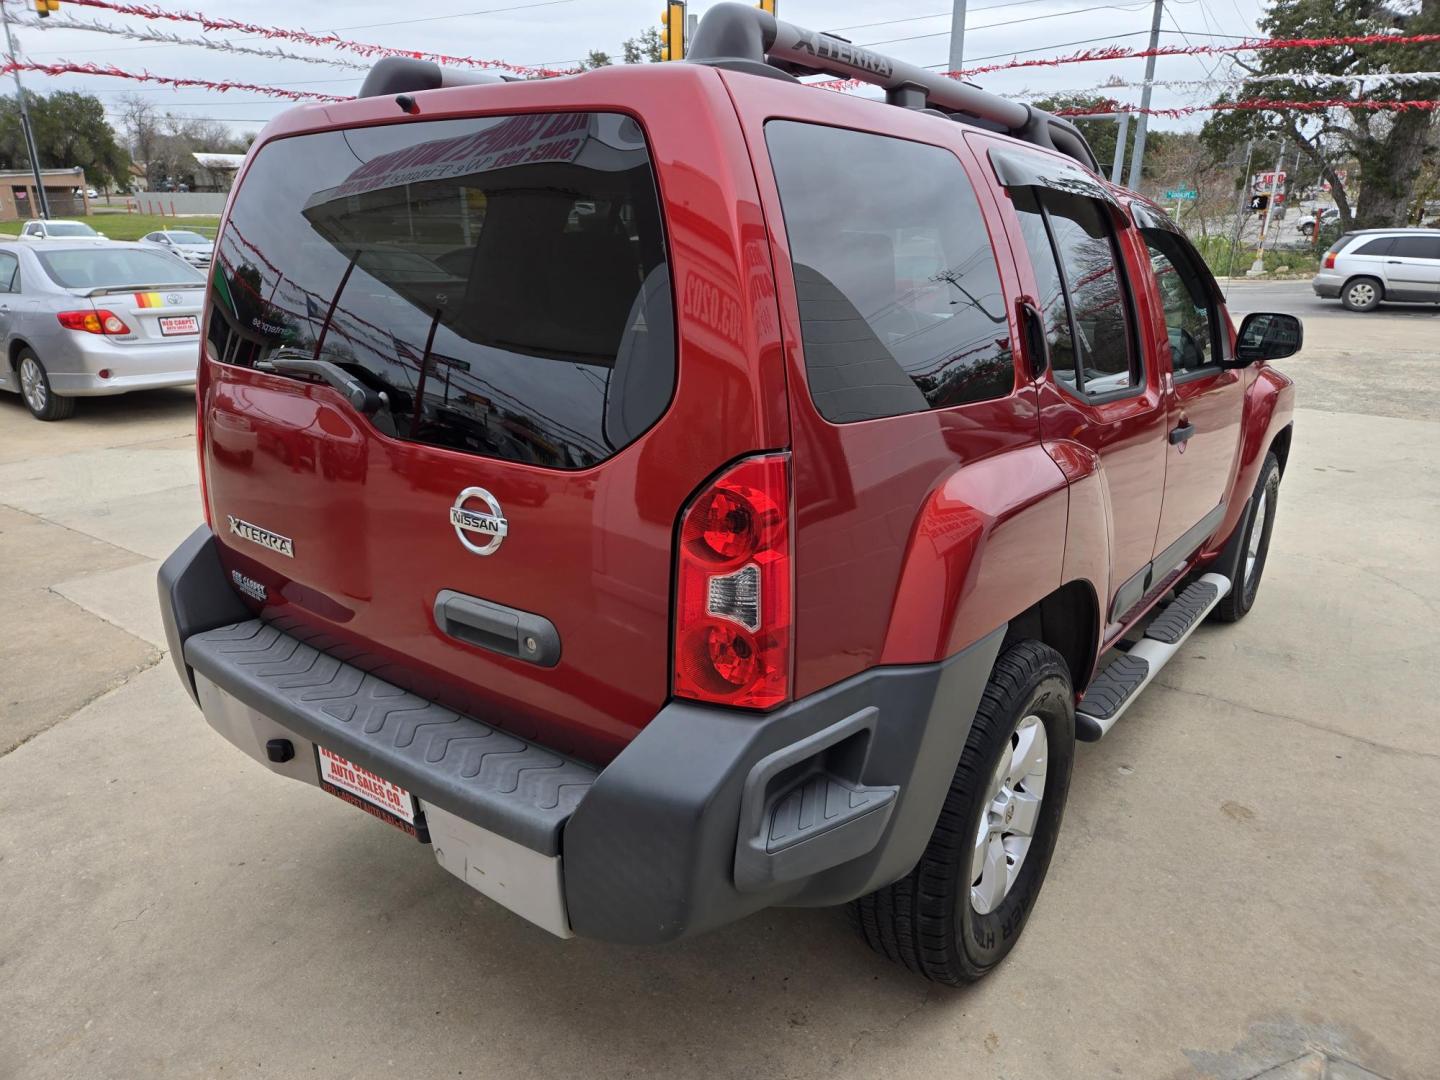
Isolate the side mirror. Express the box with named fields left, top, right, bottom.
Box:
left=1231, top=311, right=1303, bottom=365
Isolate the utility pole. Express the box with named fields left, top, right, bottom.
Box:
left=1222, top=139, right=1255, bottom=295
left=1247, top=141, right=1285, bottom=277
left=948, top=0, right=966, bottom=74
left=1, top=4, right=49, bottom=219
left=1125, top=0, right=1164, bottom=191
left=1111, top=111, right=1131, bottom=185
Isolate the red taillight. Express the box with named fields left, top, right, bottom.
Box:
left=1323, top=251, right=1337, bottom=269
left=57, top=309, right=131, bottom=335
left=674, top=454, right=791, bottom=710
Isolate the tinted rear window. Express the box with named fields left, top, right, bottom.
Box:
left=1352, top=237, right=1395, bottom=256
left=45, top=223, right=98, bottom=238
left=765, top=121, right=1013, bottom=424
left=37, top=247, right=203, bottom=289
left=207, top=113, right=674, bottom=470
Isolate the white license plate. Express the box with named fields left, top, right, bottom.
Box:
left=316, top=746, right=428, bottom=841
left=158, top=315, right=198, bottom=336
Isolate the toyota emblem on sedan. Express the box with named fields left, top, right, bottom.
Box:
left=450, top=487, right=508, bottom=556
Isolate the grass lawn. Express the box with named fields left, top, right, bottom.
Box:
left=0, top=214, right=220, bottom=242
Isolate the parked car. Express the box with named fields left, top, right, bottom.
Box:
left=141, top=229, right=214, bottom=269
left=0, top=239, right=205, bottom=419
left=158, top=5, right=1299, bottom=986
left=17, top=219, right=104, bottom=241
left=1312, top=227, right=1440, bottom=311
left=1298, top=206, right=1339, bottom=236
left=85, top=188, right=99, bottom=199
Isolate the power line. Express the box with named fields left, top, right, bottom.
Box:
left=921, top=29, right=1152, bottom=66
left=328, top=0, right=575, bottom=32
left=859, top=2, right=1154, bottom=48
left=828, top=0, right=1099, bottom=35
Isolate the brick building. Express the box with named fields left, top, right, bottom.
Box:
left=0, top=168, right=91, bottom=221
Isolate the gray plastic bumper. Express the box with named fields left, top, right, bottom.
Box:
left=159, top=524, right=1004, bottom=945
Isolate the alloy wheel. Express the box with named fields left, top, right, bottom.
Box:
left=1245, top=486, right=1269, bottom=590
left=19, top=356, right=46, bottom=413
left=971, top=713, right=1048, bottom=915
left=1347, top=282, right=1376, bottom=307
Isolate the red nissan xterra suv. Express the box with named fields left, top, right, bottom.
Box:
left=158, top=4, right=1300, bottom=984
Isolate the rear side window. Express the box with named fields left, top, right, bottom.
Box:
left=765, top=121, right=1013, bottom=424
left=207, top=113, right=674, bottom=470
left=1012, top=188, right=1138, bottom=397
left=1352, top=237, right=1395, bottom=256
left=37, top=248, right=203, bottom=289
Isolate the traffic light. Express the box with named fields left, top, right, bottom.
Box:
left=659, top=1, right=685, bottom=61
left=758, top=0, right=777, bottom=13
left=34, top=0, right=61, bottom=16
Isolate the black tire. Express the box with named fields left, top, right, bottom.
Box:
left=1340, top=276, right=1382, bottom=312
left=1212, top=452, right=1280, bottom=623
left=16, top=349, right=76, bottom=421
left=851, top=641, right=1075, bottom=985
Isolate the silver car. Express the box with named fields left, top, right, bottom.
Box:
left=1311, top=227, right=1440, bottom=311
left=0, top=239, right=206, bottom=420
left=18, top=218, right=104, bottom=241
left=140, top=229, right=214, bottom=269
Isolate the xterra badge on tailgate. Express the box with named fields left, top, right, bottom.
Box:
left=450, top=487, right=508, bottom=556
left=227, top=515, right=294, bottom=558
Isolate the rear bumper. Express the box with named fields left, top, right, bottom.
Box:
left=1310, top=272, right=1343, bottom=299
left=42, top=334, right=200, bottom=397
left=159, top=525, right=1002, bottom=945
left=51, top=369, right=197, bottom=396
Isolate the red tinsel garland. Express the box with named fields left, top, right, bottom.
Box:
left=63, top=0, right=575, bottom=78
left=812, top=31, right=1440, bottom=90
left=0, top=60, right=351, bottom=102
left=1058, top=97, right=1440, bottom=118
left=952, top=32, right=1440, bottom=78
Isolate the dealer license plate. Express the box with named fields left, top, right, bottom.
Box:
left=316, top=745, right=429, bottom=842
left=159, top=315, right=199, bottom=336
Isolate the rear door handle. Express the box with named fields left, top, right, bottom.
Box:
left=434, top=589, right=561, bottom=667
left=1169, top=422, right=1196, bottom=445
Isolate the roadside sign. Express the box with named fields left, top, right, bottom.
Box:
left=1165, top=189, right=1198, bottom=201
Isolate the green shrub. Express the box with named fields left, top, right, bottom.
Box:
left=1194, top=233, right=1321, bottom=277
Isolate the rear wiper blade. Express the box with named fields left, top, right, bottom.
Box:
left=256, top=352, right=388, bottom=415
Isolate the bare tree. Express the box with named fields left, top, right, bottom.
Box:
left=116, top=93, right=159, bottom=188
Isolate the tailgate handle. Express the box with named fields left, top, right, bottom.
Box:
left=434, top=590, right=560, bottom=668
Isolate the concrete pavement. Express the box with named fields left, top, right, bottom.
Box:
left=1, top=298, right=1437, bottom=1079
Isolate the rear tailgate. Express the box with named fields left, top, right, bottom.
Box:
left=197, top=76, right=786, bottom=763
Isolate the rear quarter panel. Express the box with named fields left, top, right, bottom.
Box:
left=724, top=76, right=1070, bottom=694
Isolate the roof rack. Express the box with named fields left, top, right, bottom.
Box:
left=687, top=2, right=1099, bottom=172
left=359, top=57, right=511, bottom=99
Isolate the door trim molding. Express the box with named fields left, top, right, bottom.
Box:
left=1109, top=501, right=1226, bottom=622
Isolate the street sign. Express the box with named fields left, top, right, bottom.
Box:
left=1165, top=188, right=1198, bottom=201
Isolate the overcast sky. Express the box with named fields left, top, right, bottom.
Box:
left=7, top=0, right=1269, bottom=147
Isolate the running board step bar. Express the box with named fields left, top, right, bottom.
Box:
left=1076, top=573, right=1232, bottom=741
